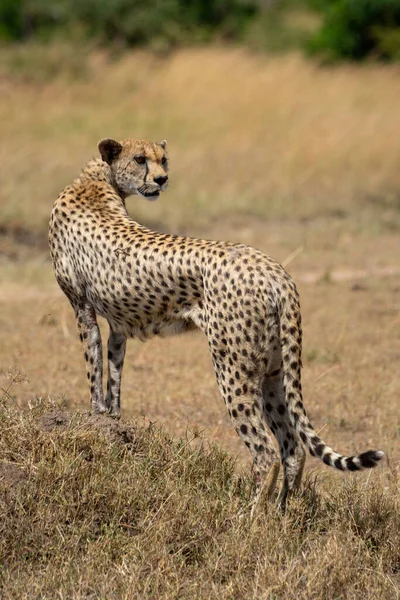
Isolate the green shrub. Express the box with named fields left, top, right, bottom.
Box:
left=0, top=0, right=71, bottom=42
left=244, top=0, right=322, bottom=53
left=3, top=0, right=399, bottom=62
left=307, top=0, right=400, bottom=61
left=0, top=0, right=259, bottom=47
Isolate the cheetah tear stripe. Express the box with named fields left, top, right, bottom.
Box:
left=279, top=298, right=385, bottom=472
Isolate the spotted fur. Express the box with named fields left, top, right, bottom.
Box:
left=49, top=138, right=384, bottom=508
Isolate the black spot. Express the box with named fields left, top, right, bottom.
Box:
left=313, top=443, right=325, bottom=458
left=345, top=457, right=359, bottom=472
left=240, top=424, right=248, bottom=435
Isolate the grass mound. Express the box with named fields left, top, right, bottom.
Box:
left=0, top=398, right=399, bottom=599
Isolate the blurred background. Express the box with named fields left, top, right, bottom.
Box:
left=1, top=0, right=399, bottom=467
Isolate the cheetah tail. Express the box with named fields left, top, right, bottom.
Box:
left=279, top=302, right=384, bottom=472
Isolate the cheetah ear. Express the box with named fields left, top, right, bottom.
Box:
left=158, top=140, right=167, bottom=150
left=98, top=138, right=122, bottom=165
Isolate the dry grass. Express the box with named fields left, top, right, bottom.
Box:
left=0, top=47, right=400, bottom=598
left=1, top=48, right=400, bottom=233
left=1, top=398, right=399, bottom=600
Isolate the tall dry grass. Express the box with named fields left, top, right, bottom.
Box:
left=1, top=48, right=400, bottom=234
left=1, top=398, right=399, bottom=600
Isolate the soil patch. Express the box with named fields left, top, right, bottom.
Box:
left=40, top=410, right=71, bottom=432
left=40, top=410, right=136, bottom=446
left=0, top=461, right=26, bottom=500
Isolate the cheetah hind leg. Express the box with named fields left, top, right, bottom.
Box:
left=249, top=460, right=281, bottom=520
left=262, top=373, right=306, bottom=509
left=209, top=349, right=280, bottom=517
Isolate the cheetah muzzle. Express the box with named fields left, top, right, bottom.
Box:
left=49, top=137, right=384, bottom=512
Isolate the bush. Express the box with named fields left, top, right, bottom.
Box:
left=244, top=0, right=323, bottom=53
left=3, top=0, right=400, bottom=62
left=307, top=0, right=400, bottom=61
left=0, top=0, right=259, bottom=47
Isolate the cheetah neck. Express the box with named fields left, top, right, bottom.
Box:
left=79, top=158, right=114, bottom=185
left=78, top=159, right=128, bottom=200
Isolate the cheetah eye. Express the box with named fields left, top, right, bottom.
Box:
left=134, top=155, right=146, bottom=165
left=162, top=156, right=167, bottom=165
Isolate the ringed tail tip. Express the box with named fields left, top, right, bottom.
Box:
left=358, top=449, right=385, bottom=468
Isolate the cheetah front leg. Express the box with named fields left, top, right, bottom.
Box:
left=74, top=301, right=107, bottom=414
left=105, top=329, right=127, bottom=418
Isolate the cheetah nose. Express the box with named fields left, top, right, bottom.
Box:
left=154, top=175, right=168, bottom=187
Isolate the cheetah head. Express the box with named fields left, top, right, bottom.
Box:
left=98, top=138, right=168, bottom=201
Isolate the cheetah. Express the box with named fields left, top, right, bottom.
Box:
left=49, top=138, right=384, bottom=508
